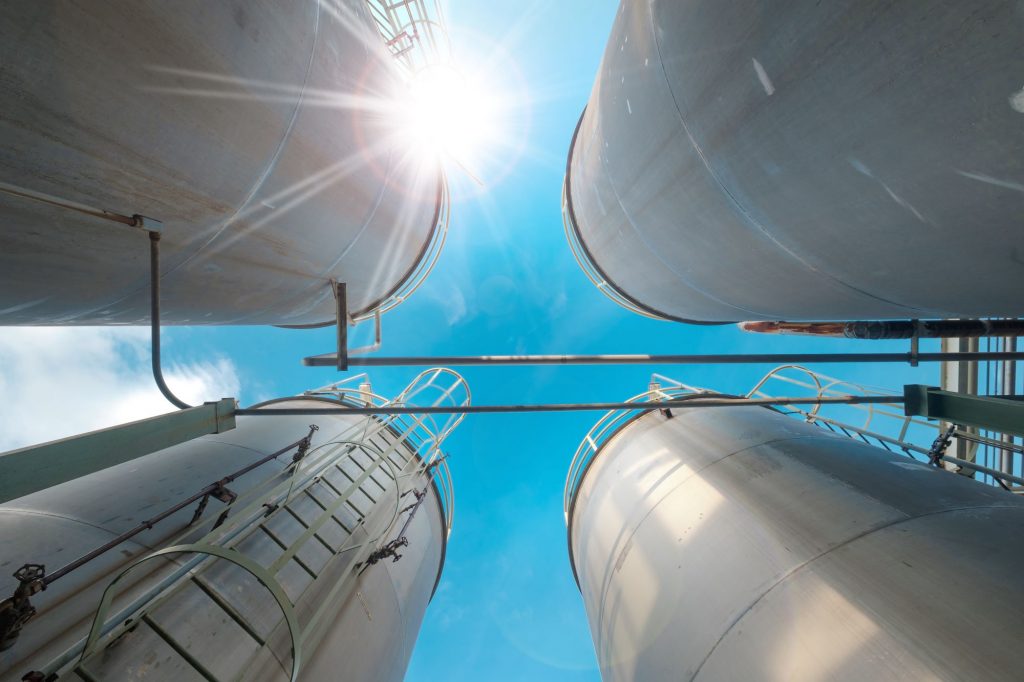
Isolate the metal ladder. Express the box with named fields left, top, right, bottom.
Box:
left=62, top=418, right=431, bottom=682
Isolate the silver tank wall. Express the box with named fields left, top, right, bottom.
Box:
left=0, top=1, right=441, bottom=325
left=0, top=400, right=445, bottom=681
left=568, top=406, right=1024, bottom=681
left=566, top=0, right=1024, bottom=322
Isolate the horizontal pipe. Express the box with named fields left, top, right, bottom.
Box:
left=42, top=434, right=309, bottom=586
left=739, top=319, right=1024, bottom=339
left=303, top=351, right=1024, bottom=367
left=954, top=429, right=1024, bottom=455
left=237, top=395, right=902, bottom=416
left=940, top=453, right=1024, bottom=487
left=0, top=179, right=143, bottom=228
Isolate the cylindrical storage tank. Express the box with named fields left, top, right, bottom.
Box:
left=0, top=395, right=454, bottom=681
left=566, top=405, right=1024, bottom=681
left=0, top=1, right=443, bottom=326
left=565, top=0, right=1024, bottom=322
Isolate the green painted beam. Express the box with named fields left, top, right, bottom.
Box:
left=0, top=399, right=236, bottom=504
left=904, top=385, right=1024, bottom=437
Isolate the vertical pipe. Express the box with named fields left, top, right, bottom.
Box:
left=150, top=232, right=192, bottom=410
left=1002, top=337, right=1017, bottom=475
left=941, top=336, right=979, bottom=473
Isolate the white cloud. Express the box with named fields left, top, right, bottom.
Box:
left=0, top=327, right=240, bottom=451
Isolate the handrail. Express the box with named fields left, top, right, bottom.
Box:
left=561, top=178, right=665, bottom=322
left=565, top=365, right=1024, bottom=524
left=354, top=173, right=450, bottom=322
left=563, top=386, right=730, bottom=521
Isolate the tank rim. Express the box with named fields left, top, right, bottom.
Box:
left=274, top=169, right=448, bottom=329
left=564, top=409, right=656, bottom=591
left=563, top=107, right=733, bottom=326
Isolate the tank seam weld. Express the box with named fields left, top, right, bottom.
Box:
left=83, top=0, right=325, bottom=324
left=164, top=2, right=323, bottom=276
left=644, top=5, right=925, bottom=316
left=589, top=429, right=827, bottom=658
left=0, top=503, right=138, bottom=536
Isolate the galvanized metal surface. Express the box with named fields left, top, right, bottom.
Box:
left=566, top=0, right=1024, bottom=321
left=0, top=399, right=235, bottom=504
left=568, top=406, right=1024, bottom=681
left=0, top=388, right=457, bottom=681
left=0, top=1, right=443, bottom=325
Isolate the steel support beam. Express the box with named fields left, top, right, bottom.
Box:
left=904, top=385, right=1024, bottom=437
left=0, top=399, right=236, bottom=504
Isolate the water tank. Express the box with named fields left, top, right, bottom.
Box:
left=566, top=404, right=1024, bottom=680
left=0, top=1, right=443, bottom=326
left=564, top=0, right=1024, bottom=322
left=0, top=379, right=461, bottom=681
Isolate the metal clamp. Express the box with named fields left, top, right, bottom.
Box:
left=363, top=537, right=410, bottom=566
left=927, top=424, right=956, bottom=468
left=909, top=319, right=920, bottom=367
left=292, top=425, right=320, bottom=464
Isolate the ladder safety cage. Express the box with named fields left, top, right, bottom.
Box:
left=29, top=369, right=468, bottom=682
left=364, top=0, right=451, bottom=75
left=747, top=365, right=1024, bottom=490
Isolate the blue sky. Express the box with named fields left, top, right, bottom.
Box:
left=152, top=2, right=944, bottom=678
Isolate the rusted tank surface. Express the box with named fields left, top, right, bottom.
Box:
left=566, top=0, right=1024, bottom=322
left=0, top=1, right=442, bottom=325
left=566, top=405, right=1024, bottom=681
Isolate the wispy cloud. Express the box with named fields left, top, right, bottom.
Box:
left=0, top=328, right=240, bottom=451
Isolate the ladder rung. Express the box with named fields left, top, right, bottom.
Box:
left=259, top=525, right=318, bottom=579
left=191, top=576, right=266, bottom=646
left=283, top=504, right=336, bottom=554
left=141, top=614, right=220, bottom=682
left=304, top=488, right=355, bottom=534
left=319, top=475, right=344, bottom=498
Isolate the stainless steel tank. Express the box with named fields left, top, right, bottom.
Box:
left=0, top=375, right=462, bottom=681
left=566, top=404, right=1024, bottom=680
left=0, top=1, right=443, bottom=326
left=565, top=0, right=1024, bottom=322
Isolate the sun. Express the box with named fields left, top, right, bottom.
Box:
left=395, top=64, right=498, bottom=172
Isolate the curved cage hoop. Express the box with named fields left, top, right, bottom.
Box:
left=78, top=543, right=303, bottom=682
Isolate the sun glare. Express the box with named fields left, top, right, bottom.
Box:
left=397, top=65, right=499, bottom=173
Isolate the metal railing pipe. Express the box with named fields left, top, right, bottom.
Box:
left=303, top=351, right=1024, bottom=368
left=236, top=394, right=902, bottom=417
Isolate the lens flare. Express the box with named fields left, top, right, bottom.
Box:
left=396, top=65, right=498, bottom=172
